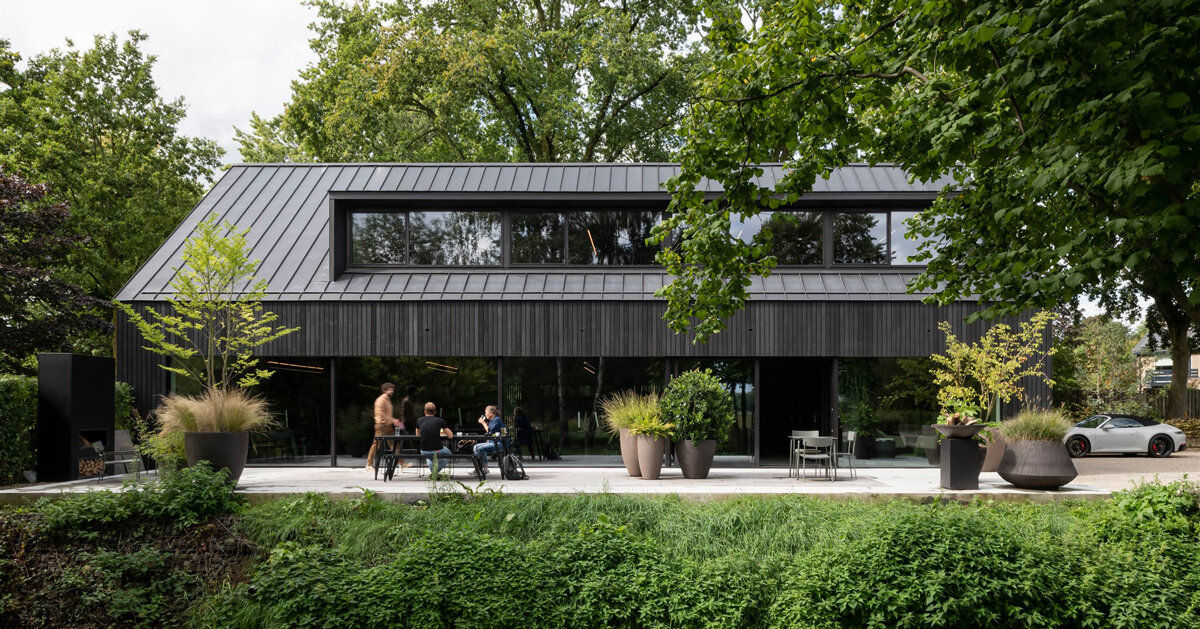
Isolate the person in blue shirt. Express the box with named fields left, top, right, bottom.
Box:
left=473, top=405, right=504, bottom=476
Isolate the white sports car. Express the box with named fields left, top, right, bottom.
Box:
left=1064, top=415, right=1187, bottom=458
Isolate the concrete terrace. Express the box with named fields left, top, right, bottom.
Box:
left=3, top=451, right=1193, bottom=505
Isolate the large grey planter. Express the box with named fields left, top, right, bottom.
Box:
left=676, top=439, right=716, bottom=479
left=618, top=428, right=641, bottom=477
left=998, top=440, right=1077, bottom=490
left=635, top=435, right=666, bottom=480
left=184, top=431, right=249, bottom=485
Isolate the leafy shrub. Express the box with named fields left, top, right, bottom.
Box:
left=0, top=374, right=36, bottom=484
left=1112, top=476, right=1200, bottom=535
left=659, top=368, right=734, bottom=442
left=1000, top=409, right=1072, bottom=441
left=36, top=461, right=241, bottom=536
left=115, top=380, right=135, bottom=430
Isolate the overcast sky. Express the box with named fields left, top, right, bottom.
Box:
left=0, top=0, right=318, bottom=163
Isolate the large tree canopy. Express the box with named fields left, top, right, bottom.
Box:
left=655, top=0, right=1200, bottom=416
left=0, top=169, right=108, bottom=372
left=0, top=32, right=222, bottom=304
left=236, top=0, right=703, bottom=163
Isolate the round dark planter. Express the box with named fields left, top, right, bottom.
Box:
left=854, top=433, right=875, bottom=459
left=635, top=435, right=666, bottom=480
left=676, top=439, right=716, bottom=479
left=997, top=440, right=1077, bottom=490
left=618, top=428, right=641, bottom=477
left=934, top=424, right=986, bottom=439
left=184, top=431, right=249, bottom=484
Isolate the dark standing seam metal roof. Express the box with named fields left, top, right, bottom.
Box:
left=116, top=163, right=952, bottom=302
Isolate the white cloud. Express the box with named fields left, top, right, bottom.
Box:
left=0, top=0, right=318, bottom=162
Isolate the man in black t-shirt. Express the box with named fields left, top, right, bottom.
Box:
left=415, top=402, right=454, bottom=478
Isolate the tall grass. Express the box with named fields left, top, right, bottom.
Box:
left=598, top=389, right=659, bottom=434
left=1000, top=409, right=1072, bottom=441
left=156, top=388, right=273, bottom=433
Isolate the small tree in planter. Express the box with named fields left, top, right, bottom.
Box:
left=600, top=390, right=660, bottom=477
left=659, top=369, right=734, bottom=479
left=997, top=409, right=1076, bottom=490
left=115, top=215, right=297, bottom=483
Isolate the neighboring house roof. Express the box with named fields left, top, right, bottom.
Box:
left=116, top=163, right=954, bottom=303
left=1133, top=330, right=1197, bottom=355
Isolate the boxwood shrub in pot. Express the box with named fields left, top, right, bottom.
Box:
left=997, top=409, right=1076, bottom=490
left=659, top=369, right=734, bottom=479
left=600, top=390, right=661, bottom=477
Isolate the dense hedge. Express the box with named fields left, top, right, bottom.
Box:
left=194, top=482, right=1200, bottom=629
left=1166, top=418, right=1200, bottom=441
left=0, top=374, right=37, bottom=484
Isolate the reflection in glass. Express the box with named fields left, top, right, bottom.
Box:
left=504, top=357, right=666, bottom=455
left=409, top=211, right=501, bottom=265
left=890, top=210, right=929, bottom=265
left=511, top=212, right=565, bottom=263
left=568, top=211, right=660, bottom=265
left=749, top=211, right=823, bottom=265
left=834, top=212, right=888, bottom=264
left=350, top=212, right=407, bottom=264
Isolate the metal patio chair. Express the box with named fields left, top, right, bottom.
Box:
left=799, top=436, right=834, bottom=481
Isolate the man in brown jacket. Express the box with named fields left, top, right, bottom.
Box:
left=366, top=382, right=402, bottom=472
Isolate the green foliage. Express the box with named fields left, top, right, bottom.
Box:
left=599, top=389, right=660, bottom=434
left=1055, top=316, right=1150, bottom=418
left=1166, top=418, right=1200, bottom=441
left=1000, top=409, right=1072, bottom=442
left=35, top=462, right=241, bottom=537
left=659, top=368, right=735, bottom=442
left=1112, top=476, right=1200, bottom=536
left=0, top=33, right=222, bottom=304
left=931, top=311, right=1056, bottom=420
left=131, top=409, right=186, bottom=470
left=155, top=388, right=274, bottom=434
left=78, top=548, right=199, bottom=628
left=115, top=215, right=299, bottom=392
left=0, top=374, right=36, bottom=484
left=114, top=380, right=135, bottom=430
left=654, top=0, right=1200, bottom=419
left=628, top=414, right=675, bottom=439
left=239, top=0, right=702, bottom=163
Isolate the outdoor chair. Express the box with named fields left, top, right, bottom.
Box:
left=798, top=436, right=834, bottom=481
left=789, top=430, right=819, bottom=478
left=93, top=429, right=141, bottom=483
left=835, top=436, right=857, bottom=479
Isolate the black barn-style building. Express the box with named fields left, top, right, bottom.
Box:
left=116, top=163, right=1039, bottom=466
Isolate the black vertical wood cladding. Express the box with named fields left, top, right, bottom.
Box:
left=116, top=300, right=1041, bottom=413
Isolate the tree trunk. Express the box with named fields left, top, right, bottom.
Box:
left=1168, top=315, right=1191, bottom=419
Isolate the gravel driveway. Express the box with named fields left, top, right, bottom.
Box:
left=1072, top=448, right=1199, bottom=490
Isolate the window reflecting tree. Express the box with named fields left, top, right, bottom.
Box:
left=351, top=213, right=406, bottom=264
left=568, top=211, right=660, bottom=265
left=760, top=211, right=822, bottom=265
left=511, top=212, right=565, bottom=263
left=834, top=212, right=888, bottom=264
left=408, top=211, right=501, bottom=265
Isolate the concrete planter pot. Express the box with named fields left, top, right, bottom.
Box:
left=980, top=428, right=1006, bottom=473
left=998, top=440, right=1078, bottom=490
left=635, top=435, right=666, bottom=480
left=676, top=439, right=716, bottom=479
left=853, top=433, right=875, bottom=459
left=184, top=431, right=249, bottom=485
left=618, top=428, right=641, bottom=477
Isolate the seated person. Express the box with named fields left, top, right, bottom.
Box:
left=472, top=405, right=505, bottom=475
left=513, top=407, right=534, bottom=455
left=416, top=402, right=454, bottom=478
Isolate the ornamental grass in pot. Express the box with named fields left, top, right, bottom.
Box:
left=600, top=390, right=661, bottom=477
left=628, top=412, right=674, bottom=481
left=156, top=388, right=275, bottom=484
left=659, top=369, right=735, bottom=479
left=997, top=409, right=1076, bottom=490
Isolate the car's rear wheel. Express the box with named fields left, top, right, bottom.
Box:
left=1148, top=435, right=1173, bottom=458
left=1066, top=436, right=1090, bottom=458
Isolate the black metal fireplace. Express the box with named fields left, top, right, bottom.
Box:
left=37, top=354, right=115, bottom=482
